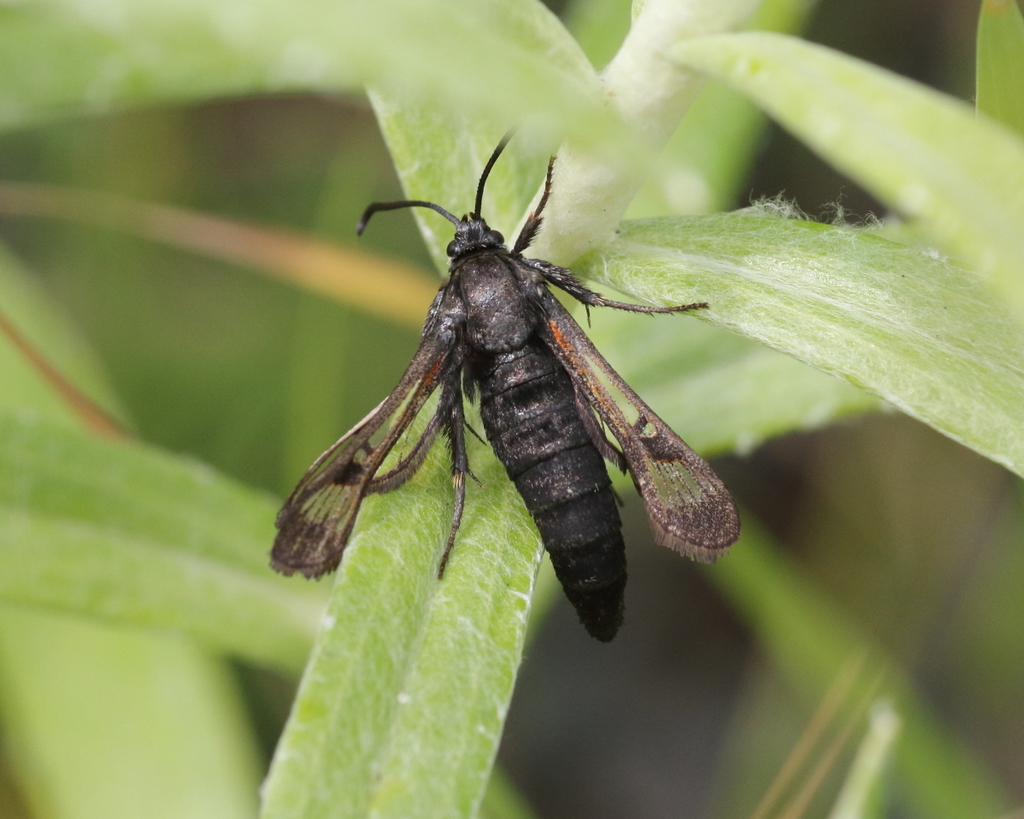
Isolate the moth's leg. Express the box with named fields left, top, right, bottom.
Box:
left=526, top=258, right=708, bottom=316
left=438, top=384, right=470, bottom=578
left=512, top=156, right=555, bottom=254
left=575, top=390, right=627, bottom=472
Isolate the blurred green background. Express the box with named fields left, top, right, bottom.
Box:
left=0, top=0, right=1021, bottom=817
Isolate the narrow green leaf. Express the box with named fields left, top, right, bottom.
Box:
left=582, top=213, right=1024, bottom=476
left=480, top=766, right=541, bottom=819
left=262, top=82, right=577, bottom=819
left=0, top=0, right=609, bottom=146
left=367, top=93, right=554, bottom=275
left=0, top=610, right=262, bottom=819
left=260, top=443, right=542, bottom=819
left=977, top=0, right=1024, bottom=136
left=0, top=413, right=323, bottom=672
left=0, top=243, right=127, bottom=429
left=710, top=525, right=1012, bottom=819
left=564, top=0, right=629, bottom=70
left=363, top=1, right=596, bottom=270
left=358, top=0, right=602, bottom=277
left=670, top=31, right=1024, bottom=323
left=0, top=244, right=275, bottom=818
left=1, top=231, right=325, bottom=671
left=1, top=238, right=321, bottom=671
left=827, top=701, right=901, bottom=819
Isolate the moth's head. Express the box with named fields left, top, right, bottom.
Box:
left=446, top=217, right=506, bottom=260
left=356, top=133, right=516, bottom=261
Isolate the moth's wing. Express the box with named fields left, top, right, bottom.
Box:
left=538, top=292, right=739, bottom=561
left=271, top=335, right=454, bottom=578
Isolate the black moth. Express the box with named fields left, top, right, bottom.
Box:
left=271, top=136, right=740, bottom=641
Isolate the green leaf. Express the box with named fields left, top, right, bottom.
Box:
left=367, top=93, right=554, bottom=274
left=709, top=524, right=1012, bottom=819
left=480, top=765, right=541, bottom=819
left=0, top=0, right=609, bottom=145
left=977, top=0, right=1024, bottom=136
left=356, top=0, right=614, bottom=280
left=564, top=0, right=629, bottom=70
left=670, top=31, right=1024, bottom=324
left=262, top=86, right=559, bottom=818
left=361, top=1, right=596, bottom=272
left=0, top=610, right=262, bottom=819
left=2, top=225, right=323, bottom=673
left=260, top=442, right=542, bottom=819
left=581, top=213, right=1024, bottom=476
left=0, top=243, right=127, bottom=428
left=0, top=412, right=323, bottom=672
left=827, top=701, right=901, bottom=819
left=0, top=244, right=280, bottom=817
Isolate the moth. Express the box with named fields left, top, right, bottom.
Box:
left=271, top=136, right=740, bottom=641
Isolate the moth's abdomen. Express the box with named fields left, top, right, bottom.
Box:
left=473, top=340, right=625, bottom=641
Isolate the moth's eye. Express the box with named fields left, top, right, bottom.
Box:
left=446, top=239, right=459, bottom=256
left=486, top=230, right=504, bottom=245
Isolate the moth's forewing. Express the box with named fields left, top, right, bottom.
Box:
left=538, top=293, right=740, bottom=562
left=272, top=334, right=454, bottom=578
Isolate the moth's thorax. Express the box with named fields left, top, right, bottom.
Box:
left=454, top=251, right=538, bottom=354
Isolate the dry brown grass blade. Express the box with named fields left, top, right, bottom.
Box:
left=0, top=182, right=437, bottom=331
left=776, top=673, right=883, bottom=819
left=748, top=652, right=884, bottom=819
left=0, top=308, right=124, bottom=437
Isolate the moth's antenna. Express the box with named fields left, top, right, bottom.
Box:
left=473, top=129, right=517, bottom=218
left=357, top=200, right=460, bottom=235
